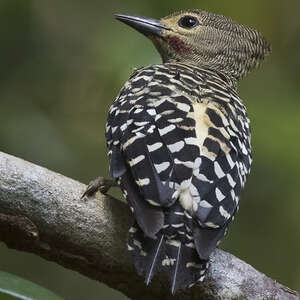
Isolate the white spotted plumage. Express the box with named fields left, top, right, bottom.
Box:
left=106, top=62, right=252, bottom=292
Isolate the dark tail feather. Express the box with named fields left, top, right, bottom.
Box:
left=127, top=223, right=165, bottom=284
left=128, top=223, right=209, bottom=293
left=171, top=242, right=182, bottom=294
left=163, top=202, right=209, bottom=293
left=145, top=234, right=164, bottom=285
left=165, top=240, right=208, bottom=294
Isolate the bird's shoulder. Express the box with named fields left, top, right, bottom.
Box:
left=107, top=63, right=249, bottom=152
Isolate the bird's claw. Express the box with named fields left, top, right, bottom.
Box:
left=81, top=176, right=116, bottom=199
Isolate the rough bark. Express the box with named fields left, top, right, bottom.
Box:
left=0, top=151, right=298, bottom=300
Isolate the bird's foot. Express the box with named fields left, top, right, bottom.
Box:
left=81, top=176, right=117, bottom=199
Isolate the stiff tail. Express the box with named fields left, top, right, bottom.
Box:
left=171, top=242, right=181, bottom=294
left=127, top=223, right=166, bottom=284
left=127, top=221, right=209, bottom=293
left=165, top=238, right=208, bottom=293
left=145, top=234, right=164, bottom=285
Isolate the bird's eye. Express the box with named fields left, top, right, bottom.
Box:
left=178, top=16, right=199, bottom=29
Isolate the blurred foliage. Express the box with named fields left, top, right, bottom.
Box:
left=0, top=0, right=299, bottom=299
left=0, top=271, right=63, bottom=300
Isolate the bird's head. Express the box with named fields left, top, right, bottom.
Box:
left=115, top=10, right=271, bottom=81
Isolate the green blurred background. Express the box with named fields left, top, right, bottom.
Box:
left=0, top=0, right=299, bottom=299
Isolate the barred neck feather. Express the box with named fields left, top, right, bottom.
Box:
left=155, top=10, right=271, bottom=81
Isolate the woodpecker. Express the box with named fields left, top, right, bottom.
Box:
left=91, top=10, right=270, bottom=293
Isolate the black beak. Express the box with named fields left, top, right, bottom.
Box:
left=115, top=14, right=170, bottom=37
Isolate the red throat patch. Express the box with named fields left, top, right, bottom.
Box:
left=167, top=36, right=190, bottom=54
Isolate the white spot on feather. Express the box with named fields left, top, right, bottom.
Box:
left=194, top=172, right=213, bottom=183
left=184, top=211, right=192, bottom=219
left=166, top=240, right=180, bottom=247
left=174, top=158, right=194, bottom=169
left=127, top=119, right=134, bottom=126
left=226, top=153, right=235, bottom=168
left=147, top=125, right=156, bottom=133
left=122, top=133, right=145, bottom=149
left=129, top=155, right=145, bottom=166
left=167, top=141, right=184, bottom=153
left=174, top=211, right=184, bottom=216
left=186, top=262, right=203, bottom=269
left=147, top=109, right=156, bottom=116
left=172, top=190, right=179, bottom=199
left=214, top=161, right=225, bottom=178
left=111, top=126, right=118, bottom=133
left=219, top=206, right=231, bottom=219
left=227, top=174, right=236, bottom=187
left=155, top=114, right=162, bottom=121
left=231, top=189, right=236, bottom=200
left=185, top=137, right=198, bottom=145
left=146, top=199, right=161, bottom=206
left=129, top=227, right=137, bottom=233
left=205, top=222, right=219, bottom=229
left=168, top=118, right=183, bottom=123
left=133, top=239, right=142, bottom=249
left=176, top=102, right=190, bottom=112
left=171, top=223, right=184, bottom=228
left=134, top=121, right=149, bottom=126
left=162, top=257, right=176, bottom=266
left=216, top=187, right=226, bottom=202
left=159, top=124, right=176, bottom=136
left=132, top=127, right=144, bottom=133
left=134, top=108, right=143, bottom=114
left=185, top=242, right=196, bottom=249
left=154, top=162, right=170, bottom=173
left=136, top=178, right=150, bottom=186
left=120, top=123, right=127, bottom=131
left=127, top=244, right=134, bottom=251
left=147, top=142, right=163, bottom=152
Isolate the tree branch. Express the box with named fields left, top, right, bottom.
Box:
left=0, top=151, right=298, bottom=300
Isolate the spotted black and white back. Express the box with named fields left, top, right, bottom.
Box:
left=105, top=62, right=251, bottom=292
